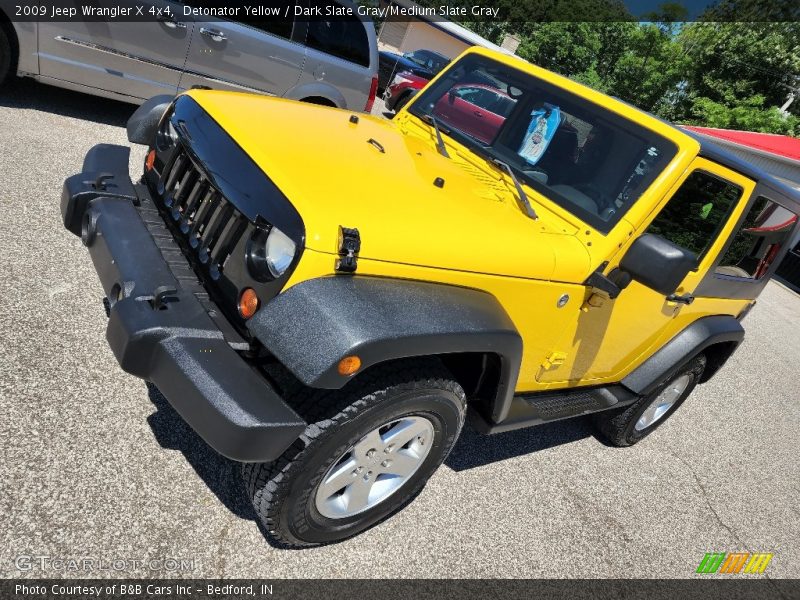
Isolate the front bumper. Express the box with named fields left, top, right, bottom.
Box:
left=61, top=144, right=306, bottom=462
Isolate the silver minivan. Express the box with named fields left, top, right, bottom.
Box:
left=0, top=0, right=379, bottom=111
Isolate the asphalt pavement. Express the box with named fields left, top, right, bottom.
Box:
left=1, top=79, right=798, bottom=579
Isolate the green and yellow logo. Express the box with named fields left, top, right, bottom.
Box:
left=696, top=552, right=774, bottom=574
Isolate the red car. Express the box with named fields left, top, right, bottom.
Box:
left=384, top=71, right=430, bottom=112
left=432, top=83, right=516, bottom=144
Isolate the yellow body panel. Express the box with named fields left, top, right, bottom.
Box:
left=536, top=158, right=756, bottom=386
left=186, top=47, right=757, bottom=394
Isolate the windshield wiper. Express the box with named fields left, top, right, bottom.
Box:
left=421, top=114, right=450, bottom=158
left=492, top=159, right=538, bottom=220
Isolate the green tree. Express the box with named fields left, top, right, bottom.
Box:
left=515, top=18, right=686, bottom=114
left=675, top=21, right=800, bottom=121
left=606, top=23, right=688, bottom=112
left=689, top=96, right=799, bottom=135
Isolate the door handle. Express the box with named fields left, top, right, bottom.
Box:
left=666, top=293, right=695, bottom=305
left=473, top=110, right=483, bottom=117
left=200, top=27, right=227, bottom=42
left=158, top=15, right=186, bottom=29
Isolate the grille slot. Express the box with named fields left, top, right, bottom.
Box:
left=158, top=147, right=244, bottom=275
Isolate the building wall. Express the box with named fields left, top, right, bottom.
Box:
left=377, top=20, right=410, bottom=51
left=379, top=21, right=471, bottom=59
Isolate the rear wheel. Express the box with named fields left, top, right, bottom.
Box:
left=299, top=96, right=336, bottom=108
left=594, top=354, right=706, bottom=447
left=242, top=359, right=466, bottom=547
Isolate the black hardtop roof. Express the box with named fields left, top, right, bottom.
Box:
left=606, top=93, right=800, bottom=210
left=682, top=128, right=800, bottom=212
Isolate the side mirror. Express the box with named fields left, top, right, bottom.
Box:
left=620, top=234, right=696, bottom=296
left=448, top=89, right=456, bottom=104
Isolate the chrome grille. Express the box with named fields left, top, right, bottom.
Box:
left=158, top=147, right=246, bottom=278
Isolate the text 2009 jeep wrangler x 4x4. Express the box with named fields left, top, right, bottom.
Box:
left=63, top=47, right=800, bottom=547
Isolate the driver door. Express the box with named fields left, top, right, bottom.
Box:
left=536, top=158, right=756, bottom=386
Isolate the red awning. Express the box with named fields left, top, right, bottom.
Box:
left=683, top=126, right=800, bottom=163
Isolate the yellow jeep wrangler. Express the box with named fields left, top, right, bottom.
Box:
left=62, top=47, right=800, bottom=547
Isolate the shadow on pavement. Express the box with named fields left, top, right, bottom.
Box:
left=0, top=78, right=134, bottom=128
left=445, top=418, right=593, bottom=471
left=144, top=382, right=333, bottom=550
left=143, top=382, right=593, bottom=546
left=145, top=382, right=258, bottom=523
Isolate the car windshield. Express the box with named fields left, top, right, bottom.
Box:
left=406, top=51, right=450, bottom=74
left=408, top=54, right=677, bottom=232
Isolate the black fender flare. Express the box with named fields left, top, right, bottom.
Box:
left=126, top=94, right=174, bottom=145
left=247, top=276, right=522, bottom=417
left=622, top=315, right=744, bottom=395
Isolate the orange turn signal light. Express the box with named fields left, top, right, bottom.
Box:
left=145, top=149, right=156, bottom=171
left=337, top=355, right=362, bottom=376
left=238, top=288, right=260, bottom=320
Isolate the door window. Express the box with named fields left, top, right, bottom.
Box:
left=306, top=0, right=371, bottom=67
left=248, top=1, right=295, bottom=40
left=715, top=195, right=798, bottom=279
left=184, top=0, right=296, bottom=39
left=646, top=170, right=743, bottom=261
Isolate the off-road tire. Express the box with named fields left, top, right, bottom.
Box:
left=0, top=26, right=12, bottom=86
left=242, top=359, right=466, bottom=548
left=594, top=354, right=706, bottom=447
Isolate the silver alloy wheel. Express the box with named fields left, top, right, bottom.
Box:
left=314, top=415, right=435, bottom=519
left=635, top=373, right=692, bottom=431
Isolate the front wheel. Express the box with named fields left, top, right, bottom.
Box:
left=242, top=360, right=466, bottom=547
left=593, top=354, right=706, bottom=447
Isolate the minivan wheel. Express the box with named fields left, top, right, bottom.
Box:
left=0, top=26, right=12, bottom=86
left=593, top=354, right=706, bottom=447
left=242, top=359, right=466, bottom=548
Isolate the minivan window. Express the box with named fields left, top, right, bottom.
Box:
left=249, top=1, right=295, bottom=39
left=716, top=195, right=798, bottom=279
left=646, top=170, right=742, bottom=261
left=306, top=0, right=370, bottom=67
left=181, top=0, right=295, bottom=39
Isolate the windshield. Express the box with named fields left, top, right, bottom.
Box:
left=408, top=54, right=677, bottom=232
left=406, top=50, right=450, bottom=74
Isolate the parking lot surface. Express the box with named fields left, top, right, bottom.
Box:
left=1, top=80, right=798, bottom=579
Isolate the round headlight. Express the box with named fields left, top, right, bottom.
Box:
left=265, top=227, right=296, bottom=278
left=246, top=226, right=296, bottom=281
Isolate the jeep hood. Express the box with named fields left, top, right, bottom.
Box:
left=188, top=91, right=591, bottom=282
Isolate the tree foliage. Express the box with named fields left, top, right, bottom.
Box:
left=673, top=19, right=800, bottom=133
left=397, top=0, right=800, bottom=135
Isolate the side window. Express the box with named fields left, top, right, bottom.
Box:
left=305, top=1, right=371, bottom=67
left=455, top=87, right=479, bottom=101
left=716, top=196, right=798, bottom=279
left=249, top=1, right=294, bottom=40
left=646, top=170, right=742, bottom=261
left=458, top=87, right=487, bottom=107
left=180, top=1, right=294, bottom=39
